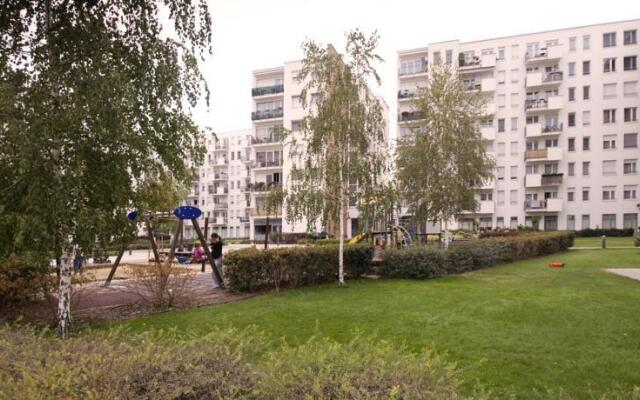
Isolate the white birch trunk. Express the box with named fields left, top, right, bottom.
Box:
left=338, top=183, right=345, bottom=286
left=57, top=240, right=74, bottom=338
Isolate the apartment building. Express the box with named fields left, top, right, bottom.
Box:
left=398, top=19, right=640, bottom=231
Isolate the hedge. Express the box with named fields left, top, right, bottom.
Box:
left=378, top=232, right=574, bottom=280
left=224, top=244, right=373, bottom=292
left=574, top=228, right=634, bottom=237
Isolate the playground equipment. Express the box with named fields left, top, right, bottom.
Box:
left=104, top=206, right=224, bottom=288
left=348, top=232, right=367, bottom=245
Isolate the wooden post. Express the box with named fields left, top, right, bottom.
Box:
left=145, top=219, right=161, bottom=264
left=192, top=218, right=224, bottom=288
left=165, top=219, right=183, bottom=268
left=104, top=246, right=126, bottom=286
left=202, top=217, right=209, bottom=272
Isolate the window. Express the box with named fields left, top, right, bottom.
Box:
left=583, top=111, right=591, bottom=126
left=582, top=187, right=590, bottom=201
left=497, top=190, right=505, bottom=206
left=497, top=94, right=506, bottom=108
left=624, top=214, right=638, bottom=229
left=497, top=167, right=505, bottom=180
left=583, top=85, right=590, bottom=100
left=582, top=60, right=590, bottom=75
left=567, top=215, right=576, bottom=230
left=568, top=62, right=576, bottom=76
left=602, top=214, right=616, bottom=229
left=603, top=109, right=616, bottom=124
left=497, top=70, right=506, bottom=84
left=510, top=141, right=518, bottom=156
left=624, top=30, right=637, bottom=45
left=568, top=87, right=575, bottom=101
left=603, top=160, right=617, bottom=175
left=498, top=118, right=505, bottom=132
left=433, top=51, right=441, bottom=64
left=399, top=58, right=427, bottom=75
left=510, top=217, right=518, bottom=229
left=510, top=93, right=519, bottom=108
left=624, top=107, right=637, bottom=122
left=568, top=162, right=575, bottom=176
left=511, top=117, right=518, bottom=131
left=581, top=214, right=590, bottom=229
left=510, top=165, right=518, bottom=179
left=568, top=112, right=576, bottom=127
left=510, top=190, right=518, bottom=205
left=497, top=142, right=506, bottom=156
left=446, top=50, right=452, bottom=64
left=603, top=83, right=617, bottom=99
left=568, top=189, right=575, bottom=202
left=291, top=119, right=302, bottom=131
left=496, top=217, right=504, bottom=228
left=604, top=57, right=616, bottom=72
left=291, top=95, right=301, bottom=108
left=624, top=56, right=638, bottom=71
left=583, top=136, right=590, bottom=151
left=624, top=185, right=638, bottom=200
left=480, top=192, right=493, bottom=201
left=583, top=35, right=591, bottom=49
left=511, top=44, right=519, bottom=60
left=624, top=81, right=638, bottom=97
left=582, top=161, right=590, bottom=176
left=603, top=135, right=617, bottom=149
left=603, top=32, right=616, bottom=47
left=624, top=159, right=638, bottom=175
left=510, top=69, right=519, bottom=83
left=498, top=47, right=505, bottom=60
left=568, top=138, right=576, bottom=152
left=624, top=133, right=638, bottom=148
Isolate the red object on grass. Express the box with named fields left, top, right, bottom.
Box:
left=548, top=262, right=565, bottom=268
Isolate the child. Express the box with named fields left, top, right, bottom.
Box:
left=191, top=241, right=205, bottom=263
left=209, top=232, right=224, bottom=287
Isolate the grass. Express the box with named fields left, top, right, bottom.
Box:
left=109, top=248, right=640, bottom=399
left=573, top=236, right=635, bottom=248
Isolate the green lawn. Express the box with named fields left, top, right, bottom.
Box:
left=573, top=236, right=636, bottom=248
left=111, top=249, right=640, bottom=399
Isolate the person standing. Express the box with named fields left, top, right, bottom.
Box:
left=209, top=232, right=224, bottom=287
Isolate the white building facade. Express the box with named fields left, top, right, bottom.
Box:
left=398, top=19, right=640, bottom=231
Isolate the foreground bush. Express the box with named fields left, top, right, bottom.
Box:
left=0, top=325, right=464, bottom=400
left=0, top=253, right=54, bottom=305
left=575, top=228, right=634, bottom=237
left=379, top=232, right=574, bottom=280
left=224, top=244, right=373, bottom=292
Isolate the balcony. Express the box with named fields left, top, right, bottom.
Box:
left=397, top=88, right=424, bottom=100
left=214, top=158, right=228, bottom=166
left=213, top=173, right=228, bottom=181
left=214, top=142, right=228, bottom=150
left=252, top=84, right=284, bottom=97
left=248, top=181, right=282, bottom=193
left=398, top=111, right=421, bottom=122
left=525, top=122, right=563, bottom=138
left=483, top=102, right=496, bottom=115
left=214, top=186, right=228, bottom=195
left=399, top=62, right=428, bottom=77
left=466, top=78, right=497, bottom=93
left=458, top=54, right=496, bottom=72
left=524, top=147, right=563, bottom=161
left=213, top=202, right=228, bottom=209
left=212, top=217, right=228, bottom=225
left=525, top=96, right=563, bottom=112
left=251, top=109, right=283, bottom=121
left=524, top=198, right=563, bottom=213
left=252, top=135, right=283, bottom=145
left=253, top=160, right=283, bottom=169
left=479, top=178, right=495, bottom=189
left=525, top=173, right=563, bottom=187
left=250, top=207, right=282, bottom=217
left=480, top=126, right=495, bottom=140
left=525, top=46, right=562, bottom=65
left=525, top=71, right=563, bottom=88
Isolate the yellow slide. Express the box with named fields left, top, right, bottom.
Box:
left=348, top=232, right=367, bottom=245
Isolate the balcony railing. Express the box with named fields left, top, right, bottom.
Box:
left=398, top=112, right=421, bottom=122
left=543, top=71, right=563, bottom=82
left=253, top=160, right=283, bottom=168
left=541, top=173, right=563, bottom=185
left=252, top=135, right=283, bottom=145
left=459, top=56, right=481, bottom=67
left=465, top=82, right=482, bottom=91
left=213, top=173, right=228, bottom=180
left=250, top=207, right=282, bottom=217
left=248, top=182, right=282, bottom=192
left=399, top=63, right=428, bottom=76
left=525, top=148, right=548, bottom=160
left=251, top=109, right=283, bottom=121
left=252, top=84, right=284, bottom=97
left=542, top=123, right=563, bottom=133
left=524, top=199, right=547, bottom=210
left=525, top=98, right=549, bottom=110
left=213, top=202, right=228, bottom=209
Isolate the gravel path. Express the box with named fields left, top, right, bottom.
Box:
left=605, top=269, right=640, bottom=281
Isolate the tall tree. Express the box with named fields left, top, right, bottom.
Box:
left=263, top=184, right=285, bottom=249
left=0, top=1, right=211, bottom=336
left=395, top=63, right=495, bottom=247
left=285, top=30, right=387, bottom=286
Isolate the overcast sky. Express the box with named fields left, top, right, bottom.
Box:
left=194, top=0, right=637, bottom=138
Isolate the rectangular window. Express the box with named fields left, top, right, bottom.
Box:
left=568, top=112, right=576, bottom=127
left=497, top=70, right=506, bottom=84
left=603, top=83, right=617, bottom=99
left=510, top=93, right=519, bottom=108
left=603, top=32, right=616, bottom=47
left=510, top=165, right=518, bottom=179
left=624, top=214, right=638, bottom=229
left=510, top=217, right=518, bottom=229
left=510, top=190, right=518, bottom=205
left=624, top=30, right=637, bottom=45
left=582, top=161, right=590, bottom=176
left=583, top=85, right=590, bottom=100
left=583, top=111, right=591, bottom=126
left=569, top=37, right=576, bottom=51
left=497, top=94, right=506, bottom=108
left=497, top=167, right=505, bottom=180
left=581, top=214, right=590, bottom=229
left=603, top=57, right=616, bottom=72
left=624, top=81, right=638, bottom=97
left=511, top=117, right=518, bottom=131
left=567, top=215, right=576, bottom=230
left=624, top=133, right=638, bottom=148
left=568, top=138, right=576, bottom=152
left=510, top=141, right=518, bottom=156
left=498, top=47, right=505, bottom=60
left=602, top=214, right=616, bottom=229
left=568, top=87, right=575, bottom=101
left=497, top=190, right=505, bottom=206
left=511, top=45, right=519, bottom=60
left=446, top=50, right=453, bottom=64
left=583, top=35, right=591, bottom=49
left=624, top=56, right=638, bottom=71
left=603, top=160, right=617, bottom=175
left=603, top=109, right=616, bottom=124
left=568, top=190, right=575, bottom=202
left=582, top=187, right=590, bottom=201
left=497, top=142, right=506, bottom=156
left=510, top=69, right=519, bottom=83
left=624, top=107, right=637, bottom=122
left=568, top=62, right=576, bottom=76
left=583, top=136, right=590, bottom=151
left=291, top=95, right=301, bottom=108
left=568, top=162, right=575, bottom=176
left=624, top=185, right=638, bottom=200
left=624, top=159, right=638, bottom=175
left=603, top=135, right=617, bottom=149
left=498, top=118, right=505, bottom=132
left=496, top=217, right=504, bottom=228
left=582, top=60, right=590, bottom=75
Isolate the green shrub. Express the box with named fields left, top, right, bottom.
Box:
left=379, top=232, right=574, bottom=280
left=313, top=238, right=341, bottom=246
left=224, top=244, right=373, bottom=292
left=0, top=253, right=54, bottom=305
left=575, top=228, right=634, bottom=237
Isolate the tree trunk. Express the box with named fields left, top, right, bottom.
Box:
left=264, top=215, right=270, bottom=249
left=338, top=187, right=345, bottom=287
left=443, top=220, right=450, bottom=249
left=57, top=240, right=75, bottom=338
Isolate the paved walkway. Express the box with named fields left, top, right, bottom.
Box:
left=605, top=269, right=640, bottom=282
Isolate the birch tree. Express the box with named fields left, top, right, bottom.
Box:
left=0, top=1, right=211, bottom=336
left=395, top=63, right=494, bottom=247
left=285, top=30, right=387, bottom=286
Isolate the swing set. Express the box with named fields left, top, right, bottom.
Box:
left=104, top=206, right=224, bottom=288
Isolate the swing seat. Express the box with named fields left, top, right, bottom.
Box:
left=177, top=256, right=191, bottom=265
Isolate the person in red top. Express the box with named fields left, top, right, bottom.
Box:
left=191, top=241, right=205, bottom=263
